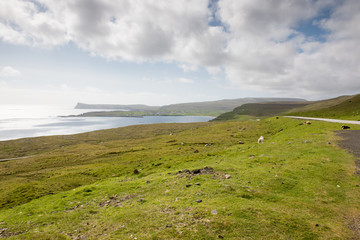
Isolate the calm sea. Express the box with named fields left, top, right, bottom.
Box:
left=0, top=105, right=214, bottom=141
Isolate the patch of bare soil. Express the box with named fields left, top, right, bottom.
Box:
left=0, top=228, right=20, bottom=238
left=99, top=194, right=137, bottom=207
left=336, top=130, right=360, bottom=239
left=336, top=130, right=360, bottom=174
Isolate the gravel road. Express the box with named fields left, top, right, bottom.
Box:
left=285, top=116, right=360, bottom=125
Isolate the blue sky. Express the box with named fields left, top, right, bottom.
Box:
left=1, top=0, right=359, bottom=107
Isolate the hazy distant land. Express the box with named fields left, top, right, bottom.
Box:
left=73, top=97, right=307, bottom=117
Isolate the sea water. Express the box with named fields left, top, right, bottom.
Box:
left=0, top=105, right=214, bottom=141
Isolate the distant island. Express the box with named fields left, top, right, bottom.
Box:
left=73, top=97, right=307, bottom=117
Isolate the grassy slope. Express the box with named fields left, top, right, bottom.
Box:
left=288, top=94, right=360, bottom=120
left=213, top=102, right=308, bottom=121
left=0, top=118, right=360, bottom=239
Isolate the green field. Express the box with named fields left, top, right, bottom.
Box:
left=0, top=117, right=359, bottom=239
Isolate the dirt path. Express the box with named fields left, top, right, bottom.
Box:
left=285, top=116, right=360, bottom=125
left=336, top=130, right=360, bottom=159
left=336, top=130, right=360, bottom=173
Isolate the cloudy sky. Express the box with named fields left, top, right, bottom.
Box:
left=0, top=0, right=359, bottom=107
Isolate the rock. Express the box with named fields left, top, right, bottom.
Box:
left=146, top=180, right=150, bottom=184
left=279, top=129, right=283, bottom=132
left=181, top=142, right=185, bottom=146
left=194, top=150, right=199, bottom=153
left=133, top=169, right=140, bottom=174
left=195, top=199, right=202, bottom=203
left=192, top=169, right=201, bottom=174
left=186, top=184, right=192, bottom=188
left=218, top=235, right=224, bottom=239
left=138, top=198, right=145, bottom=203
left=315, top=224, right=319, bottom=227
left=224, top=174, right=231, bottom=179
left=166, top=224, right=172, bottom=228
left=195, top=182, right=200, bottom=186
left=211, top=209, right=218, bottom=215
left=238, top=141, right=244, bottom=144
left=203, top=166, right=214, bottom=172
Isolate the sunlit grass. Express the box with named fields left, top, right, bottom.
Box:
left=0, top=117, right=359, bottom=239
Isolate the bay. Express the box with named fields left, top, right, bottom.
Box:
left=0, top=105, right=214, bottom=141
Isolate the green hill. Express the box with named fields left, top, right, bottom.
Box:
left=287, top=95, right=354, bottom=113
left=0, top=117, right=360, bottom=239
left=288, top=94, right=360, bottom=120
left=213, top=94, right=360, bottom=121
left=213, top=102, right=308, bottom=121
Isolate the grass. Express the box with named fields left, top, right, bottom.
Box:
left=213, top=102, right=308, bottom=121
left=288, top=94, right=360, bottom=120
left=0, top=117, right=360, bottom=239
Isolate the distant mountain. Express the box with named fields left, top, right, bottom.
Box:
left=75, top=98, right=306, bottom=116
left=75, top=103, right=159, bottom=111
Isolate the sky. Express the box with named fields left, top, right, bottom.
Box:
left=0, top=0, right=360, bottom=107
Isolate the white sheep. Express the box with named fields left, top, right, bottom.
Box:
left=258, top=136, right=264, bottom=143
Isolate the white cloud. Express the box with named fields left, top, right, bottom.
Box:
left=218, top=0, right=360, bottom=98
left=178, top=63, right=199, bottom=72
left=1, top=66, right=21, bottom=77
left=0, top=0, right=359, bottom=98
left=178, top=77, right=194, bottom=84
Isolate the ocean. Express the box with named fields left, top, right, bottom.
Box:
left=0, top=105, right=214, bottom=141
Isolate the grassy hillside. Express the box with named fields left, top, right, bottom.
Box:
left=288, top=94, right=360, bottom=120
left=288, top=95, right=354, bottom=113
left=213, top=102, right=308, bottom=121
left=0, top=118, right=360, bottom=239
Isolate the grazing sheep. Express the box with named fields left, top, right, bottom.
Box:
left=258, top=136, right=264, bottom=143
left=306, top=121, right=311, bottom=125
left=342, top=125, right=350, bottom=129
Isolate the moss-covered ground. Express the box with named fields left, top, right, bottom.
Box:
left=0, top=117, right=359, bottom=239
